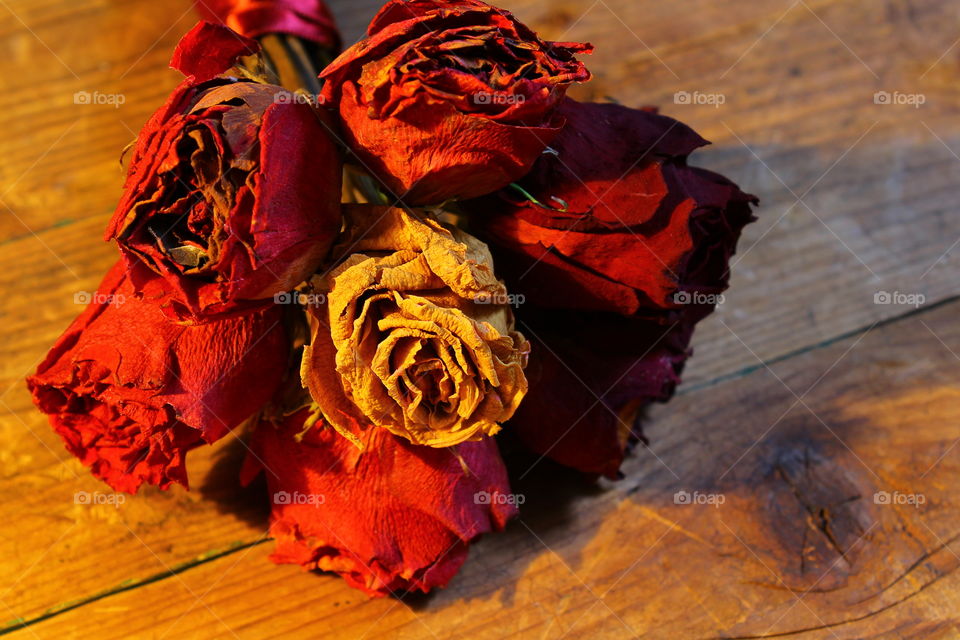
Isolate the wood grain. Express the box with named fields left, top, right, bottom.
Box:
left=0, top=0, right=958, bottom=637
left=10, top=294, right=960, bottom=639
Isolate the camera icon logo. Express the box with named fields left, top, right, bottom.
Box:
left=873, top=490, right=891, bottom=505
left=74, top=291, right=92, bottom=305
left=73, top=91, right=91, bottom=105
left=874, top=291, right=892, bottom=305
left=273, top=491, right=292, bottom=505
left=673, top=490, right=692, bottom=505
left=673, top=91, right=692, bottom=104
left=673, top=291, right=692, bottom=305
left=74, top=491, right=91, bottom=504
left=873, top=91, right=891, bottom=105
left=474, top=491, right=491, bottom=504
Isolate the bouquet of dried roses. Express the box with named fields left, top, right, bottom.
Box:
left=28, top=0, right=756, bottom=597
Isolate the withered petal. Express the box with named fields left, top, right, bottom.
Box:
left=27, top=262, right=289, bottom=492
left=171, top=21, right=260, bottom=83
left=464, top=98, right=757, bottom=321
left=195, top=0, right=342, bottom=51
left=245, top=408, right=517, bottom=596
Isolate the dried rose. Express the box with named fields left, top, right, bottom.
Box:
left=319, top=0, right=591, bottom=204
left=195, top=0, right=341, bottom=51
left=463, top=98, right=757, bottom=322
left=242, top=408, right=517, bottom=596
left=462, top=99, right=756, bottom=475
left=510, top=311, right=694, bottom=478
left=301, top=204, right=529, bottom=448
left=106, top=22, right=342, bottom=321
left=26, top=262, right=289, bottom=493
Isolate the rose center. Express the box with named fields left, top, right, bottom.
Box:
left=146, top=111, right=250, bottom=275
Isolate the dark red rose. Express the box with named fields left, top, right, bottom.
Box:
left=243, top=408, right=517, bottom=596
left=319, top=0, right=591, bottom=204
left=195, top=0, right=341, bottom=51
left=509, top=311, right=694, bottom=478
left=26, top=262, right=289, bottom=493
left=106, top=22, right=342, bottom=322
left=463, top=98, right=757, bottom=322
left=463, top=99, right=757, bottom=476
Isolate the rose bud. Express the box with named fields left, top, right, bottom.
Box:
left=195, top=0, right=341, bottom=51
left=510, top=311, right=694, bottom=478
left=463, top=98, right=757, bottom=322
left=106, top=22, right=342, bottom=322
left=26, top=262, right=289, bottom=493
left=319, top=0, right=592, bottom=204
left=242, top=408, right=517, bottom=596
left=301, top=204, right=529, bottom=448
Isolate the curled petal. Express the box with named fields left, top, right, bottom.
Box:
left=464, top=98, right=757, bottom=321
left=27, top=262, right=289, bottom=492
left=244, top=409, right=517, bottom=596
left=171, top=21, right=260, bottom=82
left=196, top=0, right=341, bottom=51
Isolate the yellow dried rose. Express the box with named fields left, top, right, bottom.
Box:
left=301, top=205, right=530, bottom=448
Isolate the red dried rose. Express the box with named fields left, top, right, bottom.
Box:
left=462, top=99, right=756, bottom=476
left=319, top=0, right=592, bottom=204
left=195, top=0, right=341, bottom=51
left=509, top=311, right=694, bottom=478
left=243, top=408, right=517, bottom=596
left=106, top=22, right=342, bottom=321
left=27, top=262, right=289, bottom=493
left=463, top=98, right=757, bottom=322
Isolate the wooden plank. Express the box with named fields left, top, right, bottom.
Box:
left=9, top=292, right=960, bottom=639
left=0, top=0, right=194, bottom=241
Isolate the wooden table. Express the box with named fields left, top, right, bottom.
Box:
left=2, top=0, right=959, bottom=637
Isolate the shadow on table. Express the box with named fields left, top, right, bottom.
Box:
left=198, top=434, right=271, bottom=530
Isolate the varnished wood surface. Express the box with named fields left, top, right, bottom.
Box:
left=1, top=0, right=958, bottom=638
